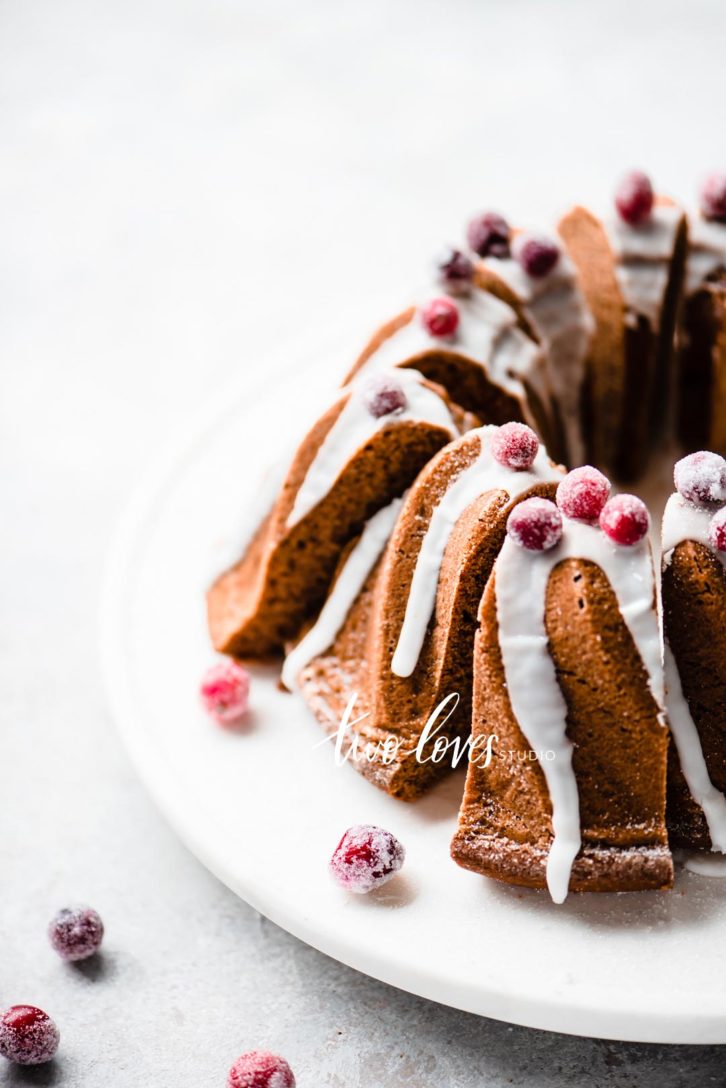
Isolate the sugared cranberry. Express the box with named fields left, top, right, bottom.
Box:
left=599, top=494, right=650, bottom=546
left=700, top=173, right=726, bottom=223
left=674, top=451, right=726, bottom=506
left=435, top=246, right=474, bottom=293
left=709, top=507, right=726, bottom=552
left=329, top=825, right=405, bottom=894
left=420, top=297, right=459, bottom=338
left=49, top=906, right=104, bottom=962
left=615, top=170, right=654, bottom=225
left=490, top=423, right=539, bottom=470
left=227, top=1051, right=295, bottom=1088
left=200, top=661, right=250, bottom=727
left=514, top=235, right=560, bottom=278
left=466, top=211, right=511, bottom=258
left=506, top=497, right=563, bottom=551
left=556, top=466, right=611, bottom=521
left=362, top=374, right=408, bottom=418
left=0, top=1006, right=59, bottom=1066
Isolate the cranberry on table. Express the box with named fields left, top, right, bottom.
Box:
left=599, top=494, right=650, bottom=546
left=435, top=246, right=474, bottom=292
left=557, top=466, right=611, bottom=521
left=362, top=374, right=408, bottom=418
left=514, top=235, right=560, bottom=278
left=615, top=170, right=654, bottom=225
left=700, top=173, right=726, bottom=222
left=329, top=824, right=405, bottom=894
left=674, top=451, right=726, bottom=506
left=200, top=661, right=250, bottom=726
left=227, top=1050, right=295, bottom=1088
left=466, top=211, right=511, bottom=258
left=506, top=497, right=563, bottom=551
left=420, top=297, right=459, bottom=338
left=0, top=1006, right=60, bottom=1066
left=709, top=507, right=726, bottom=552
left=49, top=906, right=104, bottom=962
left=490, top=422, right=539, bottom=470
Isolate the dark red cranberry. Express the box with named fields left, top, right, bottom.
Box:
left=420, top=297, right=459, bottom=338
left=227, top=1050, right=296, bottom=1088
left=615, top=170, right=654, bottom=225
left=674, top=451, right=726, bottom=506
left=709, top=507, right=726, bottom=552
left=435, top=246, right=474, bottom=292
left=329, top=825, right=405, bottom=893
left=700, top=173, right=726, bottom=222
left=506, top=498, right=563, bottom=551
left=49, top=906, right=104, bottom=962
left=599, top=494, right=650, bottom=546
left=466, top=211, right=511, bottom=258
left=0, top=1006, right=60, bottom=1066
left=514, top=235, right=560, bottom=278
left=490, top=423, right=539, bottom=470
left=556, top=466, right=611, bottom=521
left=362, top=374, right=408, bottom=418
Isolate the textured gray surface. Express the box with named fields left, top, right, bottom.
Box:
left=2, top=0, right=726, bottom=1082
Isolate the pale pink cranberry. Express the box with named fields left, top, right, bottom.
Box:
left=49, top=906, right=104, bottom=962
left=556, top=466, right=611, bottom=521
left=227, top=1051, right=295, bottom=1088
left=506, top=497, right=563, bottom=551
left=200, top=661, right=250, bottom=726
left=0, top=1006, right=60, bottom=1066
left=615, top=170, right=654, bottom=225
left=700, top=173, right=726, bottom=223
left=709, top=508, right=726, bottom=552
left=466, top=211, right=511, bottom=258
left=490, top=423, right=539, bottom=470
left=599, top=494, right=650, bottom=546
left=435, top=246, right=474, bottom=293
left=514, top=235, right=560, bottom=278
left=330, top=825, right=405, bottom=894
left=674, top=451, right=726, bottom=506
left=362, top=374, right=407, bottom=418
left=420, top=297, right=459, bottom=338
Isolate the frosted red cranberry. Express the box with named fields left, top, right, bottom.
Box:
left=362, top=374, right=408, bottom=418
left=466, top=211, right=511, bottom=258
left=0, top=1006, right=60, bottom=1066
left=674, top=451, right=726, bottom=506
left=490, top=423, right=539, bottom=470
left=49, top=906, right=104, bottom=962
left=506, top=498, right=563, bottom=551
left=227, top=1051, right=295, bottom=1088
left=330, top=825, right=405, bottom=894
left=700, top=173, right=726, bottom=223
left=557, top=466, right=611, bottom=521
left=599, top=494, right=650, bottom=546
left=709, top=507, right=726, bottom=552
left=420, top=297, right=459, bottom=338
left=615, top=170, right=654, bottom=225
left=514, top=235, right=560, bottom=278
left=435, top=246, right=474, bottom=293
left=200, top=661, right=250, bottom=726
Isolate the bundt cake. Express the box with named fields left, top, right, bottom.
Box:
left=281, top=424, right=563, bottom=800
left=662, top=451, right=726, bottom=851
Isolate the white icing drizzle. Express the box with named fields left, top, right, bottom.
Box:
left=683, top=852, right=726, bottom=877
left=482, top=250, right=593, bottom=466
left=495, top=520, right=663, bottom=903
left=685, top=214, right=726, bottom=296
left=662, top=493, right=726, bottom=569
left=390, top=427, right=562, bottom=678
left=604, top=203, right=682, bottom=328
left=281, top=497, right=403, bottom=690
left=287, top=368, right=455, bottom=528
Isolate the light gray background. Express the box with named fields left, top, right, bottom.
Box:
left=2, top=1, right=725, bottom=1083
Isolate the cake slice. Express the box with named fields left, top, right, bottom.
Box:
left=282, top=424, right=563, bottom=799
left=207, top=369, right=472, bottom=658
left=451, top=478, right=671, bottom=900
left=662, top=452, right=726, bottom=850
left=558, top=173, right=687, bottom=479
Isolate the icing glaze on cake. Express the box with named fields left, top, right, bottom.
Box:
left=685, top=214, right=726, bottom=296
left=604, top=201, right=683, bottom=328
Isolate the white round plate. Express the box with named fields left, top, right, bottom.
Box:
left=102, top=340, right=726, bottom=1045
